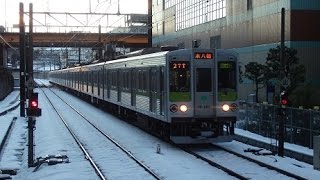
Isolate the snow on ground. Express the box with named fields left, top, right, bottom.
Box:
left=0, top=90, right=19, bottom=113
left=1, top=81, right=320, bottom=179
left=235, top=128, right=313, bottom=156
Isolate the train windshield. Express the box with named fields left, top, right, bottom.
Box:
left=218, top=61, right=237, bottom=101
left=169, top=61, right=191, bottom=101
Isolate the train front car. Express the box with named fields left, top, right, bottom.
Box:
left=167, top=49, right=238, bottom=144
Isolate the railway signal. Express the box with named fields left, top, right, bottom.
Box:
left=27, top=92, right=42, bottom=117
left=280, top=91, right=289, bottom=106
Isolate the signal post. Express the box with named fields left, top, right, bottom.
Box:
left=26, top=88, right=42, bottom=167
left=21, top=2, right=42, bottom=167
left=278, top=8, right=289, bottom=157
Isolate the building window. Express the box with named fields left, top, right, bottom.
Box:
left=164, top=0, right=176, bottom=9
left=162, top=21, right=165, bottom=35
left=247, top=0, right=252, bottom=10
left=173, top=0, right=226, bottom=31
left=210, top=35, right=221, bottom=49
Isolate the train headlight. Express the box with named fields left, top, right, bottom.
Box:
left=170, top=104, right=178, bottom=113
left=222, top=104, right=230, bottom=112
left=179, top=105, right=188, bottom=112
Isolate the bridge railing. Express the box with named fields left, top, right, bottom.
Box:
left=237, top=102, right=320, bottom=149
left=4, top=25, right=148, bottom=34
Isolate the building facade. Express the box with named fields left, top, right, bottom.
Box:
left=152, top=0, right=320, bottom=104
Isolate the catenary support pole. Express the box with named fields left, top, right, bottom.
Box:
left=147, top=0, right=152, bottom=47
left=19, top=2, right=26, bottom=117
left=27, top=3, right=35, bottom=167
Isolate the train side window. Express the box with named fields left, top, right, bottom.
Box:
left=112, top=70, right=117, bottom=88
left=118, top=70, right=122, bottom=88
left=96, top=71, right=98, bottom=87
left=104, top=69, right=108, bottom=87
left=111, top=71, right=115, bottom=87
left=137, top=70, right=142, bottom=91
left=121, top=70, right=124, bottom=89
left=125, top=70, right=130, bottom=90
left=107, top=70, right=111, bottom=87
left=144, top=69, right=149, bottom=92
left=160, top=67, right=164, bottom=93
left=131, top=69, right=137, bottom=90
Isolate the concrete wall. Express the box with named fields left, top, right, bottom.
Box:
left=0, top=68, right=14, bottom=100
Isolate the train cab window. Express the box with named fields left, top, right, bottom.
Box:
left=196, top=68, right=212, bottom=92
left=169, top=61, right=190, bottom=92
left=218, top=61, right=237, bottom=101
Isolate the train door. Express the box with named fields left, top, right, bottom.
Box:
left=149, top=67, right=157, bottom=113
left=130, top=69, right=136, bottom=106
left=100, top=68, right=104, bottom=99
left=159, top=67, right=164, bottom=115
left=76, top=71, right=79, bottom=90
left=86, top=71, right=89, bottom=93
left=91, top=71, right=94, bottom=94
left=103, top=69, right=108, bottom=100
left=194, top=66, right=215, bottom=117
left=107, top=70, right=111, bottom=99
left=97, top=70, right=100, bottom=97
left=117, top=70, right=121, bottom=102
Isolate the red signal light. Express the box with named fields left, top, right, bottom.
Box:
left=27, top=92, right=42, bottom=117
left=30, top=99, right=38, bottom=109
left=281, top=99, right=288, bottom=105
left=280, top=91, right=289, bottom=106
left=28, top=92, right=39, bottom=109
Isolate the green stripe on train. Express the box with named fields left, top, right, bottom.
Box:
left=170, top=92, right=191, bottom=102
left=218, top=91, right=237, bottom=101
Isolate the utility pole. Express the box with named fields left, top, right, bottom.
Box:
left=278, top=8, right=286, bottom=157
left=19, top=2, right=26, bottom=117
left=27, top=3, right=36, bottom=167
left=26, top=3, right=33, bottom=87
left=98, top=24, right=102, bottom=60
left=147, top=0, right=152, bottom=47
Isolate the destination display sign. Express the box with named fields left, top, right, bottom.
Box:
left=194, top=52, right=213, bottom=59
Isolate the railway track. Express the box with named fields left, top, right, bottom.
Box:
left=40, top=85, right=162, bottom=180
left=36, top=80, right=314, bottom=179
left=212, top=143, right=307, bottom=180
left=0, top=117, right=18, bottom=179
left=181, top=144, right=307, bottom=180
left=181, top=146, right=248, bottom=180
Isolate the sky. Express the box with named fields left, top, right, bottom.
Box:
left=0, top=0, right=148, bottom=31
left=1, top=80, right=320, bottom=179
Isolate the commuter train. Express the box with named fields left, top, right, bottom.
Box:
left=49, top=48, right=239, bottom=144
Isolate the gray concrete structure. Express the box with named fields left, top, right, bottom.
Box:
left=152, top=0, right=320, bottom=104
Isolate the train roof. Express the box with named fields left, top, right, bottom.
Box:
left=49, top=50, right=169, bottom=73
left=115, top=46, right=179, bottom=59
left=49, top=48, right=238, bottom=73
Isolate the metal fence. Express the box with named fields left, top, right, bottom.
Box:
left=237, top=102, right=320, bottom=149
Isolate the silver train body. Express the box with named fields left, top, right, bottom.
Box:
left=49, top=48, right=238, bottom=144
